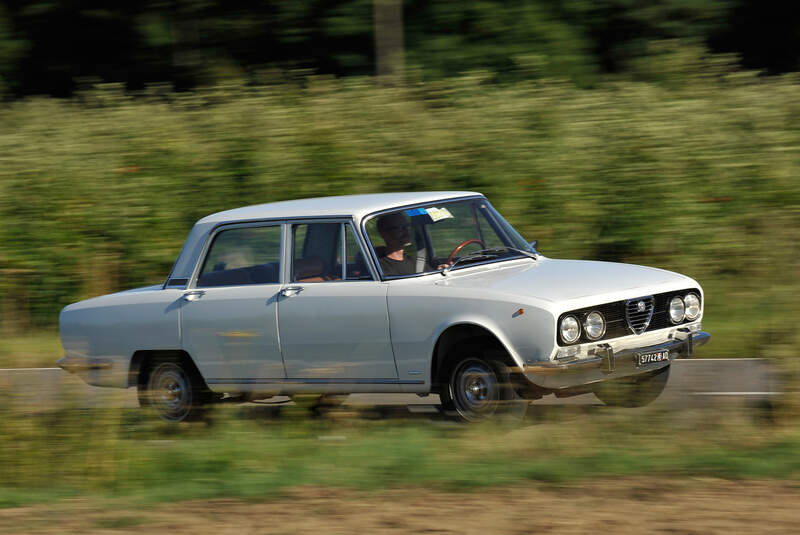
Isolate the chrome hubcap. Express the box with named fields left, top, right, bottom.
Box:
left=452, top=360, right=499, bottom=419
left=465, top=374, right=489, bottom=404
left=150, top=364, right=191, bottom=421
left=162, top=380, right=183, bottom=404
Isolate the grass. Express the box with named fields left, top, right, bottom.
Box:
left=0, top=397, right=798, bottom=509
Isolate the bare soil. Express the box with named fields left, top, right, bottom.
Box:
left=2, top=478, right=799, bottom=534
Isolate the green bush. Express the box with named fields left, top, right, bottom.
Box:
left=1, top=47, right=798, bottom=359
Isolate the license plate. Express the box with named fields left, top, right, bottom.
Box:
left=637, top=350, right=670, bottom=367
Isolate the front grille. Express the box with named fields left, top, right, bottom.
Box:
left=625, top=296, right=654, bottom=334
left=556, top=287, right=701, bottom=346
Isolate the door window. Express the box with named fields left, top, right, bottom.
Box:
left=292, top=223, right=372, bottom=282
left=197, top=225, right=281, bottom=287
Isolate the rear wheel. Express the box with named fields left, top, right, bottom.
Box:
left=138, top=359, right=210, bottom=422
left=593, top=365, right=671, bottom=407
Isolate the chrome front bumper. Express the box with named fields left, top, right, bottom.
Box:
left=523, top=331, right=710, bottom=376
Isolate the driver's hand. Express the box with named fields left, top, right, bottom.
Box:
left=436, top=262, right=452, bottom=270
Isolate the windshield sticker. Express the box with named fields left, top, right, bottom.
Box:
left=426, top=207, right=454, bottom=222
left=404, top=208, right=427, bottom=217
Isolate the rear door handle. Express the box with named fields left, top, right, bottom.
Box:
left=182, top=290, right=205, bottom=302
left=280, top=286, right=304, bottom=297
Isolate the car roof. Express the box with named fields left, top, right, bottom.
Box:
left=197, top=191, right=482, bottom=224
left=167, top=191, right=484, bottom=283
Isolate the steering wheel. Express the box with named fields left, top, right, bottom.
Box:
left=448, top=239, right=486, bottom=263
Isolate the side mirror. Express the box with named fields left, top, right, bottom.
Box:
left=530, top=240, right=538, bottom=252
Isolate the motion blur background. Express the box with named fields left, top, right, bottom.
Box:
left=1, top=3, right=800, bottom=523
left=2, top=1, right=799, bottom=363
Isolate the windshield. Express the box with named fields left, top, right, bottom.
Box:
left=364, top=198, right=533, bottom=278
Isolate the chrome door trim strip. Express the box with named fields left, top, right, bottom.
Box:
left=207, top=378, right=425, bottom=385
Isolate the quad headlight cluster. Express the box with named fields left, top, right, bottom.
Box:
left=559, top=311, right=606, bottom=344
left=669, top=292, right=701, bottom=324
left=558, top=291, right=702, bottom=345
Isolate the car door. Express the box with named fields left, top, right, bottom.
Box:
left=277, top=221, right=397, bottom=381
left=181, top=222, right=285, bottom=384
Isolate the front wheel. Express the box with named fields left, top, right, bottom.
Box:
left=440, top=357, right=524, bottom=422
left=593, top=365, right=671, bottom=407
left=139, top=360, right=209, bottom=422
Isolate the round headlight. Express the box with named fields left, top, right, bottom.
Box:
left=584, top=311, right=606, bottom=341
left=684, top=293, right=700, bottom=320
left=560, top=316, right=581, bottom=344
left=669, top=296, right=686, bottom=324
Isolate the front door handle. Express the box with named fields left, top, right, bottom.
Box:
left=280, top=286, right=304, bottom=297
left=182, top=290, right=205, bottom=302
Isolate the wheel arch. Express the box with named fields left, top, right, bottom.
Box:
left=128, top=349, right=208, bottom=390
left=430, top=322, right=520, bottom=390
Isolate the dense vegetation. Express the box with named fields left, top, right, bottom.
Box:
left=2, top=42, right=799, bottom=361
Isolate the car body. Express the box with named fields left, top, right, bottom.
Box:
left=58, top=191, right=709, bottom=421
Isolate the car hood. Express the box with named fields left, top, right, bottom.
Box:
left=437, top=257, right=695, bottom=305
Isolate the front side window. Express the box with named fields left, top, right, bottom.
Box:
left=197, top=225, right=281, bottom=287
left=364, top=198, right=531, bottom=278
left=292, top=222, right=372, bottom=282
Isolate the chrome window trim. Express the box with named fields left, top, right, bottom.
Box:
left=345, top=220, right=380, bottom=281
left=340, top=222, right=346, bottom=280
left=187, top=220, right=285, bottom=289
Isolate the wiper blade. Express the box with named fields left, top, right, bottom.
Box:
left=441, top=246, right=537, bottom=275
left=442, top=253, right=500, bottom=275
left=501, top=246, right=538, bottom=260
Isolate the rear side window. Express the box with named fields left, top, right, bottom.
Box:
left=291, top=222, right=372, bottom=282
left=197, top=225, right=281, bottom=287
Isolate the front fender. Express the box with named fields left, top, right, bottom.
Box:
left=386, top=284, right=556, bottom=392
left=429, top=317, right=526, bottom=370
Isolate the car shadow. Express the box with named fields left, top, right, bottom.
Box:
left=234, top=398, right=608, bottom=428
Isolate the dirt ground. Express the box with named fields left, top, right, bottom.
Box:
left=2, top=478, right=799, bottom=534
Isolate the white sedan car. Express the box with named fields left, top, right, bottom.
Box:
left=58, top=191, right=709, bottom=421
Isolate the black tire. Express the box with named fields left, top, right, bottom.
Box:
left=138, top=359, right=210, bottom=422
left=593, top=365, right=671, bottom=408
left=439, top=356, right=526, bottom=422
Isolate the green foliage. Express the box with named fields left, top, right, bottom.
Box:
left=0, top=45, right=798, bottom=361
left=405, top=0, right=599, bottom=85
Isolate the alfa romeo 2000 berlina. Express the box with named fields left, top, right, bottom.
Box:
left=58, top=192, right=709, bottom=421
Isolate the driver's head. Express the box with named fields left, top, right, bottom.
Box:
left=377, top=212, right=412, bottom=250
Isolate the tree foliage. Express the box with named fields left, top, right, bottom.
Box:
left=0, top=1, right=797, bottom=96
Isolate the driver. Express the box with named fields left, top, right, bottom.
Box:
left=376, top=212, right=450, bottom=276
